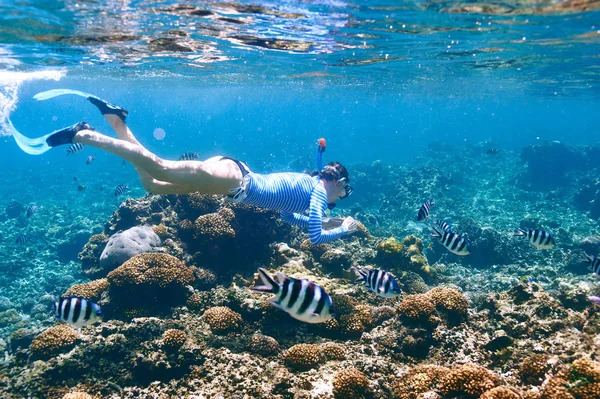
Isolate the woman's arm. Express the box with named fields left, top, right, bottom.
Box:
left=306, top=189, right=348, bottom=244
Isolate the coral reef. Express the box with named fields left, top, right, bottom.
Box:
left=284, top=344, right=323, bottom=371
left=63, top=278, right=109, bottom=302
left=438, top=363, right=500, bottom=397
left=393, top=364, right=449, bottom=399
left=332, top=368, right=371, bottom=399
left=162, top=329, right=186, bottom=349
left=203, top=306, right=243, bottom=334
left=30, top=325, right=79, bottom=360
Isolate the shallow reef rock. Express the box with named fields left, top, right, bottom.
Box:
left=99, top=226, right=161, bottom=272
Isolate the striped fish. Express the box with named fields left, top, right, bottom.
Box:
left=54, top=296, right=103, bottom=327
left=114, top=184, right=129, bottom=197
left=178, top=152, right=200, bottom=161
left=582, top=252, right=600, bottom=275
left=514, top=228, right=554, bottom=250
left=353, top=267, right=401, bottom=298
left=15, top=234, right=30, bottom=245
left=251, top=268, right=335, bottom=324
left=86, top=154, right=96, bottom=165
left=435, top=219, right=452, bottom=233
left=66, top=143, right=84, bottom=155
left=26, top=204, right=37, bottom=218
left=417, top=199, right=434, bottom=222
left=431, top=225, right=470, bottom=256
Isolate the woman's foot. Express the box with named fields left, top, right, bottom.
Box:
left=46, top=122, right=93, bottom=147
left=87, top=96, right=129, bottom=122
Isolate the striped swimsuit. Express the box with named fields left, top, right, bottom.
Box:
left=237, top=172, right=348, bottom=244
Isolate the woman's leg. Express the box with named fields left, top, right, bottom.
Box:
left=72, top=127, right=243, bottom=195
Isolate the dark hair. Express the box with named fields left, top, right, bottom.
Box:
left=319, top=162, right=349, bottom=182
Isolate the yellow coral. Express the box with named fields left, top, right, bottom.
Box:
left=107, top=253, right=194, bottom=289
left=30, top=325, right=78, bottom=359
left=152, top=224, right=169, bottom=239
left=332, top=368, right=370, bottom=399
left=203, top=306, right=242, bottom=334
left=62, top=393, right=95, bottom=399
left=194, top=210, right=235, bottom=241
left=481, top=386, right=523, bottom=399
left=397, top=294, right=436, bottom=322
left=403, top=235, right=424, bottom=251
left=247, top=334, right=281, bottom=357
left=393, top=364, right=450, bottom=399
left=64, top=278, right=109, bottom=302
left=439, top=363, right=499, bottom=396
left=376, top=236, right=403, bottom=254
left=321, top=343, right=346, bottom=361
left=520, top=354, right=552, bottom=385
left=162, top=329, right=186, bottom=348
left=284, top=344, right=323, bottom=371
left=427, top=287, right=469, bottom=316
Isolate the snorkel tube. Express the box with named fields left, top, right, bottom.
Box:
left=317, top=138, right=326, bottom=171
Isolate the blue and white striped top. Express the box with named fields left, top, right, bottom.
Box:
left=240, top=172, right=348, bottom=244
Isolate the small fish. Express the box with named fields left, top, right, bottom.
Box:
left=431, top=225, right=470, bottom=256
left=77, top=184, right=86, bottom=191
left=588, top=295, right=600, bottom=306
left=73, top=176, right=79, bottom=182
left=353, top=267, right=401, bottom=298
left=26, top=204, right=37, bottom=218
left=15, top=234, right=30, bottom=245
left=520, top=276, right=534, bottom=283
left=178, top=152, right=200, bottom=161
left=435, top=219, right=452, bottom=233
left=514, top=228, right=554, bottom=250
left=66, top=143, right=85, bottom=155
left=581, top=252, right=600, bottom=275
left=251, top=268, right=335, bottom=324
left=121, top=160, right=127, bottom=168
left=54, top=296, right=103, bottom=327
left=114, top=184, right=129, bottom=197
left=487, top=148, right=500, bottom=155
left=86, top=154, right=96, bottom=165
left=417, top=199, right=434, bottom=222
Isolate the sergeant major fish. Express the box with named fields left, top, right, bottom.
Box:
left=431, top=225, right=470, bottom=256
left=514, top=228, right=554, bottom=250
left=86, top=154, right=96, bottom=165
left=251, top=268, right=335, bottom=324
left=582, top=252, right=600, bottom=275
left=66, top=143, right=84, bottom=155
left=54, top=296, right=103, bottom=327
left=353, top=267, right=401, bottom=298
left=26, top=204, right=37, bottom=218
left=435, top=219, right=452, bottom=233
left=417, top=199, right=434, bottom=222
left=178, top=152, right=200, bottom=161
left=15, top=234, right=30, bottom=245
left=114, top=184, right=129, bottom=197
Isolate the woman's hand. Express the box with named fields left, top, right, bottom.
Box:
left=342, top=216, right=357, bottom=233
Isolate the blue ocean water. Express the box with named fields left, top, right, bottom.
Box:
left=0, top=1, right=600, bottom=396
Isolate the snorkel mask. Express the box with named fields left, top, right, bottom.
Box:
left=322, top=165, right=353, bottom=200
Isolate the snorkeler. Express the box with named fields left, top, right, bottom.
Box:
left=9, top=90, right=357, bottom=244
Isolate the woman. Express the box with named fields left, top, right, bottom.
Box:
left=10, top=90, right=357, bottom=244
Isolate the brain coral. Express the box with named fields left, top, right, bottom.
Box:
left=107, top=253, right=194, bottom=308
left=332, top=368, right=371, bottom=399
left=203, top=306, right=242, bottom=334
left=439, top=363, right=500, bottom=397
left=394, top=364, right=450, bottom=399
left=284, top=344, right=323, bottom=371
left=30, top=325, right=78, bottom=359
